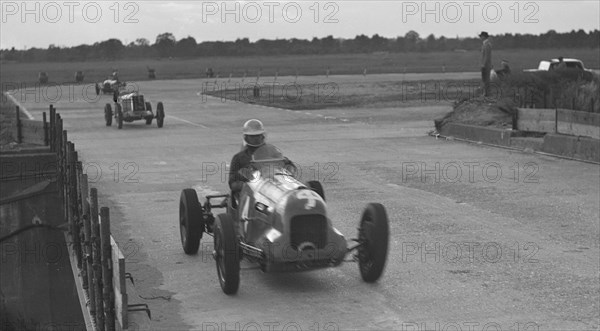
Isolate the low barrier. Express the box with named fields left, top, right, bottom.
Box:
left=42, top=105, right=148, bottom=331
left=516, top=108, right=600, bottom=139
left=14, top=106, right=48, bottom=145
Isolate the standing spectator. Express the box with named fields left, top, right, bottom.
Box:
left=479, top=31, right=492, bottom=97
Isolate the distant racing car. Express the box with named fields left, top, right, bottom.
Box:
left=104, top=91, right=165, bottom=129
left=95, top=78, right=126, bottom=95
left=178, top=144, right=390, bottom=294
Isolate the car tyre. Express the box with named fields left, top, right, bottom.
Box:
left=145, top=102, right=153, bottom=125
left=95, top=84, right=100, bottom=96
left=156, top=102, right=165, bottom=128
left=116, top=104, right=123, bottom=129
left=104, top=104, right=112, bottom=126
left=357, top=203, right=389, bottom=283
left=179, top=189, right=204, bottom=254
left=307, top=180, right=325, bottom=201
left=214, top=213, right=240, bottom=295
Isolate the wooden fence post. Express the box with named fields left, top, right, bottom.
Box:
left=15, top=106, right=22, bottom=143
left=61, top=131, right=68, bottom=220
left=100, top=207, right=115, bottom=331
left=43, top=112, right=48, bottom=146
left=86, top=184, right=96, bottom=318
left=55, top=115, right=63, bottom=196
left=49, top=106, right=56, bottom=151
left=90, top=188, right=104, bottom=330
left=80, top=172, right=90, bottom=291
left=70, top=148, right=82, bottom=269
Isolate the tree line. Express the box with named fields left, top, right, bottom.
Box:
left=1, top=29, right=598, bottom=62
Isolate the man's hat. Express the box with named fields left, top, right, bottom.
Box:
left=479, top=31, right=489, bottom=38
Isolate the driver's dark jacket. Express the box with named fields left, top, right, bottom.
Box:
left=228, top=145, right=293, bottom=193
left=228, top=145, right=259, bottom=192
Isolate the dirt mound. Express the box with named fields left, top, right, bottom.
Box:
left=435, top=96, right=516, bottom=131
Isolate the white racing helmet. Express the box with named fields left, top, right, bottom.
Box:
left=242, top=119, right=266, bottom=147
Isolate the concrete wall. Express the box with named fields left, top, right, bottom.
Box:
left=517, top=108, right=600, bottom=139
left=439, top=123, right=513, bottom=146
left=439, top=122, right=599, bottom=163
left=541, top=134, right=600, bottom=163
left=1, top=152, right=85, bottom=330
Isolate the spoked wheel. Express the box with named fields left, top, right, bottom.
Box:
left=116, top=104, right=123, bottom=129
left=307, top=180, right=325, bottom=201
left=214, top=213, right=240, bottom=295
left=104, top=104, right=112, bottom=126
left=179, top=189, right=204, bottom=254
left=357, top=203, right=389, bottom=282
left=156, top=102, right=165, bottom=128
left=145, top=102, right=153, bottom=125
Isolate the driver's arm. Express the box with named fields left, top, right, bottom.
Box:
left=228, top=153, right=247, bottom=193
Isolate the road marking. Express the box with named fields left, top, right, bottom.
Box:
left=166, top=115, right=208, bottom=128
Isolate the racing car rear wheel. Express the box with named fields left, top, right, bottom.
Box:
left=214, top=213, right=240, bottom=295
left=116, top=104, right=123, bottom=129
left=307, top=180, right=325, bottom=201
left=156, top=102, right=165, bottom=128
left=357, top=203, right=389, bottom=283
left=179, top=188, right=204, bottom=254
left=145, top=102, right=153, bottom=125
left=104, top=104, right=112, bottom=126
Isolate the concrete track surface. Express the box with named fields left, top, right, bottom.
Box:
left=13, top=77, right=599, bottom=330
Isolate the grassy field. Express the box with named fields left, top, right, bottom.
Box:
left=204, top=78, right=483, bottom=110
left=1, top=48, right=598, bottom=86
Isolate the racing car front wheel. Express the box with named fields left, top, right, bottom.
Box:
left=116, top=104, right=123, bottom=129
left=357, top=203, right=389, bottom=283
left=156, top=102, right=165, bottom=128
left=179, top=189, right=204, bottom=254
left=214, top=213, right=240, bottom=295
left=145, top=102, right=153, bottom=125
left=104, top=104, right=112, bottom=126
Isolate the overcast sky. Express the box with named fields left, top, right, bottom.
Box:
left=1, top=0, right=599, bottom=49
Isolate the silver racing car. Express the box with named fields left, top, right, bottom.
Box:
left=178, top=144, right=390, bottom=294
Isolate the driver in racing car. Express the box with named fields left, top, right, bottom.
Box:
left=228, top=119, right=295, bottom=197
left=228, top=119, right=267, bottom=195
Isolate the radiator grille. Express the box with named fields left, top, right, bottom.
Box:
left=290, top=215, right=327, bottom=249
